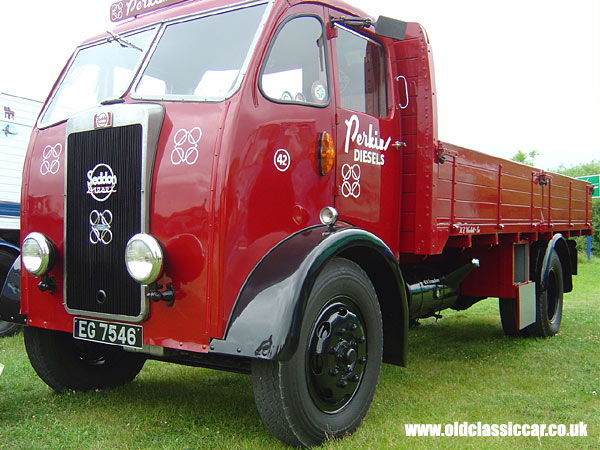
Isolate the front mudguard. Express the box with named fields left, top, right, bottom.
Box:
left=0, top=256, right=25, bottom=325
left=209, top=225, right=408, bottom=365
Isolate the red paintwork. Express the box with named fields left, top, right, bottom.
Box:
left=21, top=0, right=593, bottom=352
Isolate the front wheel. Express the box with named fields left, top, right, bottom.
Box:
left=251, top=258, right=382, bottom=448
left=24, top=326, right=146, bottom=392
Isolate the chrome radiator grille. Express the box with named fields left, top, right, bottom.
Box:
left=65, top=125, right=143, bottom=318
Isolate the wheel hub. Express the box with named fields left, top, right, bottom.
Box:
left=307, top=301, right=367, bottom=413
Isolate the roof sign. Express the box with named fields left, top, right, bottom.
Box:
left=110, top=0, right=188, bottom=22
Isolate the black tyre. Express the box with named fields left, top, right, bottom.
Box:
left=0, top=246, right=21, bottom=337
left=0, top=321, right=21, bottom=337
left=24, top=326, right=146, bottom=392
left=251, top=258, right=383, bottom=448
left=527, top=250, right=563, bottom=337
left=498, top=297, right=524, bottom=337
left=498, top=249, right=563, bottom=338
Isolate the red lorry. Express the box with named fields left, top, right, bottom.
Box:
left=0, top=0, right=593, bottom=446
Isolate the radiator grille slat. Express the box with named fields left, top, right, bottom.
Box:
left=66, top=125, right=142, bottom=317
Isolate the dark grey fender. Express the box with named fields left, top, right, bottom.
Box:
left=0, top=256, right=25, bottom=325
left=539, top=234, right=574, bottom=293
left=209, top=225, right=409, bottom=366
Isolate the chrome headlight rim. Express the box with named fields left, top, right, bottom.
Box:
left=125, top=233, right=164, bottom=285
left=22, top=232, right=55, bottom=277
left=319, top=206, right=339, bottom=227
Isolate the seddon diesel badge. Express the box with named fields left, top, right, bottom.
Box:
left=0, top=0, right=593, bottom=447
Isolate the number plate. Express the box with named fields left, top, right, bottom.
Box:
left=73, top=317, right=143, bottom=349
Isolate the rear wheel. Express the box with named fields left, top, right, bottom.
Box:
left=498, top=249, right=563, bottom=338
left=251, top=258, right=382, bottom=448
left=498, top=298, right=524, bottom=337
left=24, top=326, right=146, bottom=392
left=527, top=250, right=563, bottom=337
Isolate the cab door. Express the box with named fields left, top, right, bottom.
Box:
left=328, top=14, right=403, bottom=254
left=213, top=3, right=338, bottom=336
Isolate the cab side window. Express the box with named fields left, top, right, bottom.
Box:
left=260, top=16, right=329, bottom=106
left=335, top=26, right=387, bottom=118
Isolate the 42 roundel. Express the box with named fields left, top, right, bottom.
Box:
left=274, top=149, right=291, bottom=172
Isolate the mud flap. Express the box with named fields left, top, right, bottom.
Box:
left=517, top=281, right=536, bottom=330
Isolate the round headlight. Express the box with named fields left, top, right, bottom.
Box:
left=125, top=234, right=164, bottom=285
left=22, top=232, right=55, bottom=277
left=319, top=206, right=338, bottom=227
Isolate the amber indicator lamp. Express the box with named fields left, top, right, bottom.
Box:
left=318, top=131, right=335, bottom=176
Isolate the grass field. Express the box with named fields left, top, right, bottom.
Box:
left=1, top=257, right=598, bottom=449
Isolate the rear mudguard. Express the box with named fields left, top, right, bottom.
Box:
left=209, top=225, right=409, bottom=366
left=530, top=234, right=574, bottom=295
left=538, top=234, right=574, bottom=293
left=0, top=256, right=25, bottom=325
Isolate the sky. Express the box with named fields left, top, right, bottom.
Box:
left=1, top=0, right=598, bottom=170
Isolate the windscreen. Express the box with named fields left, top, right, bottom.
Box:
left=134, top=3, right=267, bottom=100
left=39, top=28, right=157, bottom=127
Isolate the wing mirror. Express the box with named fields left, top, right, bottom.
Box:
left=374, top=16, right=407, bottom=41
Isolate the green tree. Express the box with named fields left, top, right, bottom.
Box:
left=554, top=160, right=600, bottom=178
left=511, top=150, right=539, bottom=166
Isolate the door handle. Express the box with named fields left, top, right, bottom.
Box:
left=396, top=75, right=409, bottom=110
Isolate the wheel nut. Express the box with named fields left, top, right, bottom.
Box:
left=336, top=380, right=348, bottom=388
left=328, top=368, right=339, bottom=376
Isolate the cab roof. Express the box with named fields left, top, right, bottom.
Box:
left=84, top=0, right=372, bottom=46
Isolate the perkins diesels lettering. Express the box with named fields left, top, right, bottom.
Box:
left=86, top=163, right=117, bottom=202
left=354, top=148, right=385, bottom=166
left=344, top=114, right=390, bottom=166
left=125, top=0, right=175, bottom=16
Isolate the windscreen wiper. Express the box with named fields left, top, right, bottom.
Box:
left=106, top=30, right=143, bottom=52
